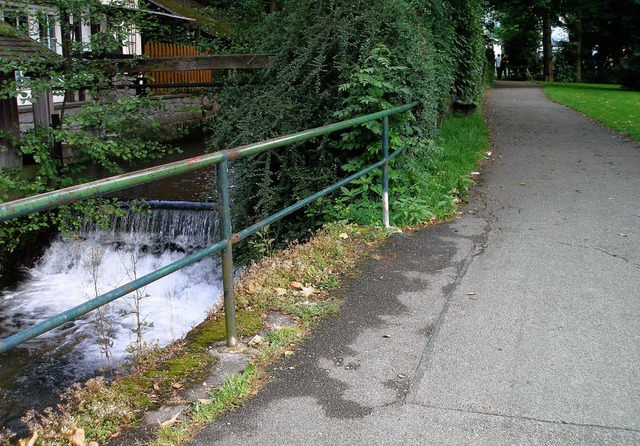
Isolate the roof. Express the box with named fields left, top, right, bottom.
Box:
left=145, top=0, right=216, bottom=25
left=0, top=20, right=59, bottom=63
left=138, top=7, right=197, bottom=26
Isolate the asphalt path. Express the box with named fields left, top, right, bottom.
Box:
left=191, top=82, right=640, bottom=445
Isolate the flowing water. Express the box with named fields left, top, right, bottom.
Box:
left=0, top=137, right=224, bottom=434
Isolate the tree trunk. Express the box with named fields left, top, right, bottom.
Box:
left=269, top=1, right=283, bottom=12
left=0, top=73, right=22, bottom=169
left=575, top=17, right=582, bottom=83
left=61, top=12, right=76, bottom=103
left=542, top=13, right=554, bottom=82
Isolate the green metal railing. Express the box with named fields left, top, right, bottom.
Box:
left=0, top=102, right=417, bottom=353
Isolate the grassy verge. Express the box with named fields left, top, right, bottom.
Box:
left=392, top=110, right=490, bottom=225
left=3, top=111, right=490, bottom=446
left=541, top=82, right=640, bottom=141
left=309, top=110, right=490, bottom=227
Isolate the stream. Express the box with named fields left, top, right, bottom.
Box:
left=0, top=136, right=224, bottom=434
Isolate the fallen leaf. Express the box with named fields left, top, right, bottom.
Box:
left=198, top=398, right=213, bottom=405
left=338, top=233, right=349, bottom=239
left=274, top=287, right=287, bottom=296
left=67, top=427, right=86, bottom=446
left=248, top=335, right=263, bottom=346
left=383, top=333, right=391, bottom=338
left=283, top=350, right=294, bottom=358
left=18, top=432, right=38, bottom=446
left=370, top=254, right=382, bottom=260
left=171, top=382, right=184, bottom=389
left=289, top=281, right=304, bottom=290
left=160, top=411, right=183, bottom=427
left=300, top=286, right=316, bottom=298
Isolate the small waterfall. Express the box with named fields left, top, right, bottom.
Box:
left=0, top=204, right=223, bottom=432
left=76, top=205, right=219, bottom=253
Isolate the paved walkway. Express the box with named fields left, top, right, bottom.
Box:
left=191, top=82, right=640, bottom=445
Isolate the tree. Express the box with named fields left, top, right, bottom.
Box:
left=490, top=0, right=562, bottom=81
left=0, top=0, right=174, bottom=263
left=490, top=0, right=640, bottom=88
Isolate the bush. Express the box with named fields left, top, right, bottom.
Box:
left=206, top=0, right=487, bottom=241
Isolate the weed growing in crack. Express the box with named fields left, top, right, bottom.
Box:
left=81, top=244, right=115, bottom=377
left=190, top=364, right=255, bottom=422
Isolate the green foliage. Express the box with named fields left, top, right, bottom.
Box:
left=21, top=377, right=138, bottom=445
left=0, top=95, right=173, bottom=258
left=248, top=225, right=276, bottom=259
left=306, top=38, right=489, bottom=228
left=1, top=0, right=143, bottom=98
left=0, top=0, right=178, bottom=264
left=199, top=0, right=269, bottom=53
left=333, top=45, right=417, bottom=158
left=266, top=327, right=300, bottom=348
left=491, top=2, right=542, bottom=70
left=310, top=111, right=489, bottom=227
left=55, top=96, right=173, bottom=173
left=553, top=41, right=578, bottom=83
left=449, top=0, right=486, bottom=102
left=205, top=0, right=486, bottom=243
left=490, top=0, right=640, bottom=87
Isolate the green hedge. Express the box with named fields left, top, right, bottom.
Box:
left=205, top=0, right=487, bottom=242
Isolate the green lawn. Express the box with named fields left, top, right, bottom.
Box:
left=541, top=83, right=640, bottom=142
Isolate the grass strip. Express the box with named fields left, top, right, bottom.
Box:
left=542, top=82, right=640, bottom=142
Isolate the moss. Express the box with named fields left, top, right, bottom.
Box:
left=187, top=311, right=263, bottom=350
left=115, top=379, right=155, bottom=410
left=0, top=21, right=19, bottom=38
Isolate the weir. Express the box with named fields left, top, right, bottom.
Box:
left=0, top=203, right=221, bottom=432
left=0, top=102, right=416, bottom=436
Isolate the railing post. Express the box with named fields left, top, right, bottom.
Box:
left=216, top=159, right=238, bottom=347
left=381, top=116, right=390, bottom=229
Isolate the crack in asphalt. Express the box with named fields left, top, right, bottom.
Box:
left=407, top=402, right=640, bottom=436
left=406, top=216, right=491, bottom=402
left=556, top=241, right=640, bottom=269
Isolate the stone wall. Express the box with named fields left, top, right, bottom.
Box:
left=141, top=94, right=218, bottom=142
left=18, top=92, right=218, bottom=142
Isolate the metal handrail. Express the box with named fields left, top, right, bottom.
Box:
left=0, top=102, right=417, bottom=353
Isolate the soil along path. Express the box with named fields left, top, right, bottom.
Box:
left=191, top=81, right=640, bottom=445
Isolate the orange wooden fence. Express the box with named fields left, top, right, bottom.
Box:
left=143, top=42, right=213, bottom=94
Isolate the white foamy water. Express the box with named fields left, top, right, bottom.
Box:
left=0, top=210, right=222, bottom=367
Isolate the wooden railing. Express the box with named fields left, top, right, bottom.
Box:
left=143, top=42, right=213, bottom=94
